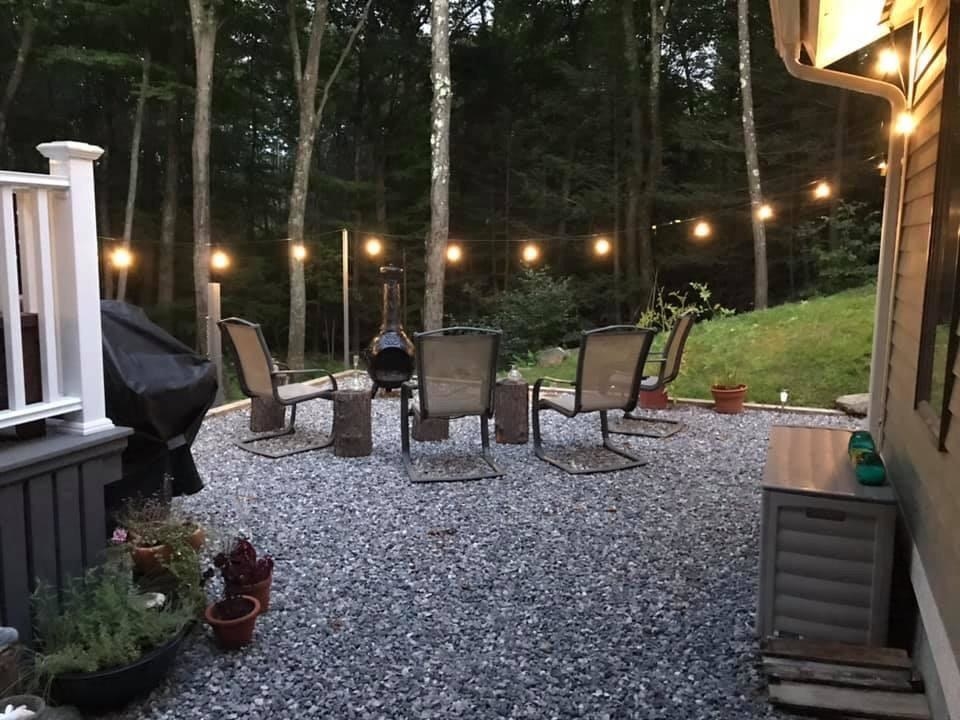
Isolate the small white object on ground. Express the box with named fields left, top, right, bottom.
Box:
left=1, top=704, right=36, bottom=720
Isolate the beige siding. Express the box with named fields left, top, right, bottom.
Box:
left=883, top=0, right=960, bottom=668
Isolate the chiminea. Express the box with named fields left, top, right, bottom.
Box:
left=366, top=266, right=415, bottom=396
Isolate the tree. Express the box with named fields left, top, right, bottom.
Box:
left=116, top=52, right=150, bottom=303
left=286, top=0, right=373, bottom=369
left=0, top=2, right=38, bottom=161
left=158, top=8, right=186, bottom=307
left=737, top=0, right=767, bottom=309
left=188, top=0, right=219, bottom=354
left=423, top=0, right=451, bottom=331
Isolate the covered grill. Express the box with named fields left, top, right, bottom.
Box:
left=365, top=265, right=414, bottom=395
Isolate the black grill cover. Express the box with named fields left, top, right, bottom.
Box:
left=101, top=301, right=216, bottom=497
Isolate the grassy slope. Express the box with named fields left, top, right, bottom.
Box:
left=519, top=285, right=876, bottom=408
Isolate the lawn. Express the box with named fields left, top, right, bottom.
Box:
left=518, top=285, right=876, bottom=408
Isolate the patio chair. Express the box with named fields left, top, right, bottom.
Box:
left=609, top=312, right=695, bottom=439
left=532, top=325, right=654, bottom=474
left=219, top=317, right=337, bottom=458
left=400, top=327, right=503, bottom=483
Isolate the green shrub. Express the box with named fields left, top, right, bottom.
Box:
left=472, top=269, right=578, bottom=363
left=797, top=200, right=881, bottom=295
left=636, top=281, right=733, bottom=333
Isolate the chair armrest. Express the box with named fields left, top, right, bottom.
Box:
left=273, top=368, right=338, bottom=391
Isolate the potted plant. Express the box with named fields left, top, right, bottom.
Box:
left=115, top=498, right=205, bottom=575
left=638, top=386, right=669, bottom=409
left=204, top=594, right=261, bottom=650
left=32, top=557, right=195, bottom=712
left=214, top=538, right=274, bottom=614
left=710, top=366, right=748, bottom=414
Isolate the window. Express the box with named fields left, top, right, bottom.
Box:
left=917, top=7, right=960, bottom=446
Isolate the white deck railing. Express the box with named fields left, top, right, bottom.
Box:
left=0, top=141, right=113, bottom=436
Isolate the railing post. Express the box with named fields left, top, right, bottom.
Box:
left=36, top=141, right=113, bottom=435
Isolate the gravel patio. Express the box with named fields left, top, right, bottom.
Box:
left=110, top=398, right=858, bottom=720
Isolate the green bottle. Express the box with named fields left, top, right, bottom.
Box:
left=848, top=430, right=875, bottom=464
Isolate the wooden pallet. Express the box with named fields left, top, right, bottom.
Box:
left=762, top=638, right=931, bottom=719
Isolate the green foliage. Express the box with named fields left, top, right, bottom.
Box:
left=797, top=201, right=882, bottom=295
left=470, top=269, right=579, bottom=363
left=33, top=557, right=193, bottom=678
left=636, top=281, right=733, bottom=333
left=518, top=285, right=876, bottom=407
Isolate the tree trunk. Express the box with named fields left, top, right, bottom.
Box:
left=188, top=0, right=218, bottom=354
left=158, top=97, right=179, bottom=306
left=424, top=0, right=451, bottom=331
left=621, top=0, right=643, bottom=292
left=0, top=10, right=36, bottom=161
left=117, top=53, right=151, bottom=303
left=828, top=89, right=848, bottom=248
left=737, top=0, right=768, bottom=309
left=287, top=0, right=372, bottom=366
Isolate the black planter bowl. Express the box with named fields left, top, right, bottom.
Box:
left=48, top=625, right=191, bottom=713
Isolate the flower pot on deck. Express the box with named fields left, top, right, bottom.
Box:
left=131, top=526, right=205, bottom=575
left=710, top=384, right=748, bottom=414
left=205, top=596, right=260, bottom=650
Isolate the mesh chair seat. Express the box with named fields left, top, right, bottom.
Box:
left=539, top=393, right=577, bottom=417
left=401, top=327, right=503, bottom=483
left=533, top=325, right=654, bottom=475
left=276, top=382, right=334, bottom=404
left=219, top=317, right=337, bottom=457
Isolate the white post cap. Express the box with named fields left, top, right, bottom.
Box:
left=36, top=141, right=104, bottom=162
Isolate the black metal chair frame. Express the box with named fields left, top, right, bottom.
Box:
left=400, top=327, right=504, bottom=483
left=532, top=325, right=654, bottom=475
left=610, top=312, right=695, bottom=439
left=219, top=317, right=338, bottom=458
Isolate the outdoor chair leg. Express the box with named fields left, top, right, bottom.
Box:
left=533, top=406, right=647, bottom=475
left=237, top=401, right=334, bottom=458
left=609, top=410, right=685, bottom=439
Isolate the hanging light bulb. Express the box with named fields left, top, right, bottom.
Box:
left=895, top=111, right=916, bottom=135
left=756, top=204, right=774, bottom=221
left=876, top=48, right=900, bottom=76
left=446, top=243, right=463, bottom=263
left=593, top=237, right=612, bottom=256
left=291, top=243, right=308, bottom=261
left=364, top=237, right=383, bottom=257
left=109, top=247, right=133, bottom=269
left=692, top=221, right=712, bottom=239
left=521, top=243, right=541, bottom=264
left=878, top=160, right=888, bottom=176
left=210, top=249, right=231, bottom=271
left=813, top=181, right=832, bottom=199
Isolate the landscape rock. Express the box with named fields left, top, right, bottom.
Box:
left=536, top=347, right=568, bottom=367
left=0, top=629, right=17, bottom=651
left=836, top=393, right=870, bottom=417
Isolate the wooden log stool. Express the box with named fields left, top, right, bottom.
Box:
left=250, top=396, right=286, bottom=433
left=495, top=379, right=529, bottom=444
left=333, top=389, right=372, bottom=457
left=412, top=411, right=449, bottom=441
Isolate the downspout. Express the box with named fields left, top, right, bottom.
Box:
left=780, top=43, right=907, bottom=440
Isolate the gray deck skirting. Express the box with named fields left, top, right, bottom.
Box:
left=0, top=426, right=131, bottom=644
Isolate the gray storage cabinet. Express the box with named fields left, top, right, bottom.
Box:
left=758, top=426, right=897, bottom=647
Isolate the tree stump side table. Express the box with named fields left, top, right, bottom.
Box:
left=495, top=379, right=529, bottom=444
left=250, top=397, right=286, bottom=433
left=412, top=412, right=449, bottom=441
left=333, top=389, right=373, bottom=457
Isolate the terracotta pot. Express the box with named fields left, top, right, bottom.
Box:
left=131, top=544, right=172, bottom=574
left=638, top=387, right=669, bottom=409
left=711, top=384, right=748, bottom=414
left=205, top=595, right=260, bottom=650
left=187, top=526, right=206, bottom=551
left=226, top=572, right=273, bottom=614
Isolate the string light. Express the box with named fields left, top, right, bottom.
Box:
left=813, top=181, right=832, bottom=199
left=593, top=237, right=612, bottom=257
left=756, top=204, right=774, bottom=221
left=291, top=243, right=308, bottom=261
left=211, top=249, right=231, bottom=271
left=692, top=221, right=712, bottom=239
left=446, top=243, right=463, bottom=263
left=876, top=48, right=900, bottom=76
left=109, top=247, right=133, bottom=270
left=364, top=237, right=383, bottom=257
left=521, top=243, right=541, bottom=264
left=895, top=112, right=915, bottom=135
left=878, top=160, right=888, bottom=176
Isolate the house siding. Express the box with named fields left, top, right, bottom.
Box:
left=883, top=0, right=960, bottom=684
